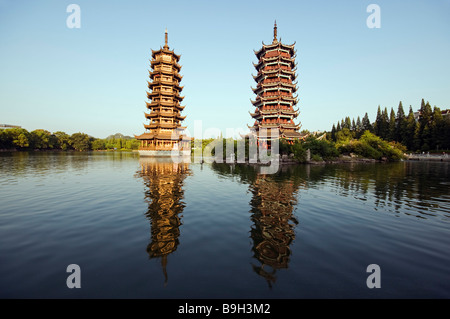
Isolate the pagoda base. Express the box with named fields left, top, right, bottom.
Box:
left=138, top=149, right=191, bottom=157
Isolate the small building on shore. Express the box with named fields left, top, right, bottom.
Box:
left=0, top=124, right=21, bottom=129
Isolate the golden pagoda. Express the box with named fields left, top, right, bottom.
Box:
left=135, top=29, right=190, bottom=157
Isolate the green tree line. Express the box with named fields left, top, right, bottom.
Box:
left=0, top=128, right=140, bottom=151
left=329, top=99, right=450, bottom=152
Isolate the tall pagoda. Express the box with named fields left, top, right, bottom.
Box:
left=135, top=29, right=190, bottom=157
left=249, top=21, right=302, bottom=147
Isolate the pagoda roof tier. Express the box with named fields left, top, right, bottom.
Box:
left=147, top=80, right=183, bottom=91
left=251, top=95, right=299, bottom=106
left=145, top=111, right=186, bottom=120
left=254, top=42, right=296, bottom=60
left=252, top=82, right=298, bottom=94
left=280, top=130, right=304, bottom=140
left=149, top=69, right=182, bottom=81
left=249, top=123, right=280, bottom=129
left=145, top=101, right=185, bottom=110
left=151, top=47, right=181, bottom=62
left=150, top=59, right=182, bottom=71
left=135, top=132, right=185, bottom=141
left=253, top=69, right=296, bottom=82
left=247, top=123, right=301, bottom=134
left=253, top=123, right=300, bottom=130
left=253, top=56, right=296, bottom=71
left=144, top=122, right=186, bottom=130
left=146, top=91, right=185, bottom=101
left=280, top=123, right=301, bottom=130
left=249, top=109, right=299, bottom=119
left=253, top=67, right=296, bottom=78
left=246, top=131, right=305, bottom=141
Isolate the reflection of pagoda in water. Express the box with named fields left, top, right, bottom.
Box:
left=136, top=157, right=190, bottom=285
left=249, top=173, right=302, bottom=287
left=210, top=163, right=304, bottom=287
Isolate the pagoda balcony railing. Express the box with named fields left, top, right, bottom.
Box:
left=254, top=95, right=297, bottom=104
left=153, top=65, right=178, bottom=72
left=259, top=107, right=296, bottom=112
left=261, top=120, right=293, bottom=125
left=145, top=122, right=180, bottom=129
left=150, top=70, right=182, bottom=79
left=146, top=111, right=180, bottom=118
left=256, top=55, right=295, bottom=65
left=261, top=92, right=292, bottom=98
left=149, top=79, right=181, bottom=87
left=264, top=51, right=291, bottom=59
left=150, top=89, right=181, bottom=96
left=254, top=69, right=295, bottom=81
left=147, top=101, right=184, bottom=108
left=256, top=109, right=278, bottom=114
left=139, top=145, right=182, bottom=151
left=151, top=58, right=182, bottom=70
left=262, top=78, right=290, bottom=85
left=257, top=123, right=280, bottom=128
left=264, top=65, right=291, bottom=71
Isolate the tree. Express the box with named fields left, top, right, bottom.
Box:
left=379, top=107, right=389, bottom=140
left=431, top=106, right=444, bottom=151
left=336, top=127, right=353, bottom=144
left=395, top=101, right=407, bottom=144
left=70, top=133, right=91, bottom=151
left=30, top=129, right=52, bottom=149
left=362, top=112, right=373, bottom=133
left=0, top=129, right=9, bottom=148
left=417, top=101, right=433, bottom=151
left=374, top=105, right=382, bottom=136
left=388, top=108, right=396, bottom=141
left=413, top=119, right=421, bottom=152
left=8, top=128, right=31, bottom=149
left=331, top=124, right=337, bottom=142
left=54, top=131, right=72, bottom=150
left=344, top=117, right=352, bottom=130
left=92, top=139, right=106, bottom=150
left=125, top=139, right=140, bottom=150
left=445, top=116, right=450, bottom=150
left=405, top=106, right=416, bottom=151
left=421, top=124, right=431, bottom=151
left=16, top=133, right=30, bottom=148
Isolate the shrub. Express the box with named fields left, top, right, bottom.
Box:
left=346, top=131, right=405, bottom=161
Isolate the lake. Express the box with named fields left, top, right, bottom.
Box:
left=0, top=151, right=449, bottom=298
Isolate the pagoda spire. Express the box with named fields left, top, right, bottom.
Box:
left=164, top=28, right=169, bottom=49
left=273, top=20, right=278, bottom=44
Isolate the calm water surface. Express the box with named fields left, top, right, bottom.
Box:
left=0, top=152, right=449, bottom=298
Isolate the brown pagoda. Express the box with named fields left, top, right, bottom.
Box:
left=249, top=21, right=302, bottom=146
left=135, top=29, right=190, bottom=156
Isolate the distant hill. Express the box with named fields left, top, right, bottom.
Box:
left=105, top=133, right=134, bottom=140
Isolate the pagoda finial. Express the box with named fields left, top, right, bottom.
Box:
left=164, top=28, right=169, bottom=49
left=273, top=20, right=278, bottom=44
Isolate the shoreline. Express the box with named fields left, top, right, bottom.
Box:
left=2, top=149, right=449, bottom=163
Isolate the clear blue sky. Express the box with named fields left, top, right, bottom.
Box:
left=1, top=0, right=449, bottom=138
